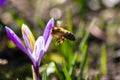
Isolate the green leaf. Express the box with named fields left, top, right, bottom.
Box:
left=42, top=69, right=47, bottom=80
left=80, top=19, right=96, bottom=50
left=54, top=62, right=64, bottom=80
left=16, top=17, right=27, bottom=27
left=57, top=41, right=75, bottom=69
left=76, top=21, right=85, bottom=39
left=67, top=7, right=73, bottom=32
left=62, top=61, right=72, bottom=80
left=95, top=73, right=100, bottom=80
left=101, top=45, right=107, bottom=76
left=41, top=64, right=48, bottom=80
left=78, top=45, right=88, bottom=80
left=74, top=0, right=87, bottom=17
left=69, top=53, right=78, bottom=75
left=37, top=17, right=45, bottom=29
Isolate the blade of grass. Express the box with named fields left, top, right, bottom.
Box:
left=41, top=64, right=49, bottom=80
left=62, top=61, right=72, bottom=80
left=78, top=44, right=88, bottom=80
left=85, top=75, right=89, bottom=80
left=74, top=0, right=87, bottom=17
left=67, top=7, right=73, bottom=32
left=80, top=19, right=96, bottom=50
left=37, top=17, right=45, bottom=29
left=54, top=62, right=64, bottom=80
left=95, top=72, right=100, bottom=80
left=101, top=44, right=107, bottom=76
left=69, top=53, right=78, bottom=75
left=42, top=69, right=47, bottom=80
left=16, top=17, right=28, bottom=28
left=57, top=41, right=75, bottom=69
left=76, top=21, right=85, bottom=39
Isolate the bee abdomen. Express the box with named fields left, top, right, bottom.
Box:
left=64, top=32, right=75, bottom=41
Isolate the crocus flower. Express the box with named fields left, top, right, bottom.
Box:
left=0, top=0, right=8, bottom=7
left=5, top=18, right=54, bottom=80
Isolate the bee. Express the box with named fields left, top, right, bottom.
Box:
left=51, top=20, right=75, bottom=45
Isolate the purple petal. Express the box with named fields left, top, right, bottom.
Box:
left=37, top=50, right=44, bottom=66
left=0, top=0, right=8, bottom=7
left=6, top=26, right=35, bottom=64
left=44, top=34, right=52, bottom=52
left=21, top=24, right=35, bottom=53
left=32, top=36, right=45, bottom=66
left=43, top=18, right=54, bottom=44
left=5, top=26, right=27, bottom=54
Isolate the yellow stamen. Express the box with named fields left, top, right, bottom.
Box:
left=22, top=28, right=35, bottom=52
left=28, top=33, right=35, bottom=51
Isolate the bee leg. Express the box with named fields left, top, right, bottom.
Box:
left=56, top=38, right=63, bottom=45
left=59, top=37, right=66, bottom=44
left=62, top=36, right=66, bottom=41
left=55, top=39, right=61, bottom=45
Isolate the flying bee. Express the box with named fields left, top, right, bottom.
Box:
left=51, top=20, right=75, bottom=45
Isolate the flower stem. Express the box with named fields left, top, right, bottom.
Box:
left=32, top=65, right=40, bottom=80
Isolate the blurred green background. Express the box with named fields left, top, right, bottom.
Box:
left=0, top=0, right=120, bottom=80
